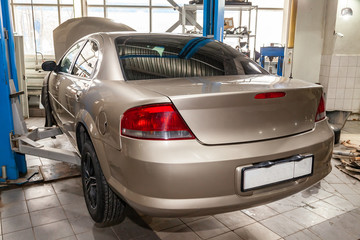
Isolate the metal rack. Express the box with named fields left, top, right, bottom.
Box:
left=179, top=4, right=258, bottom=58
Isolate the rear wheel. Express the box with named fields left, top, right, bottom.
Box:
left=81, top=141, right=126, bottom=227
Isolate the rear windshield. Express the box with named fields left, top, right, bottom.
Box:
left=115, top=34, right=267, bottom=81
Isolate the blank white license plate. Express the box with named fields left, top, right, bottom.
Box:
left=241, top=155, right=313, bottom=192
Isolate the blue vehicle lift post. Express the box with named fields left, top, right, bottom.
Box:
left=0, top=0, right=26, bottom=180
left=203, top=0, right=225, bottom=41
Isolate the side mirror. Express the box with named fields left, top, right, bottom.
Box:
left=42, top=61, right=57, bottom=71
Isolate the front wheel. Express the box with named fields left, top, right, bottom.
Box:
left=81, top=141, right=126, bottom=227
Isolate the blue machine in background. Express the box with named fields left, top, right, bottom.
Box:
left=0, top=0, right=27, bottom=180
left=260, top=46, right=285, bottom=76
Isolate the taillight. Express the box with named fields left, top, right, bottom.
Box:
left=121, top=103, right=195, bottom=140
left=315, top=95, right=326, bottom=122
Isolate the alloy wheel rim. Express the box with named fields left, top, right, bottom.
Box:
left=83, top=152, right=97, bottom=209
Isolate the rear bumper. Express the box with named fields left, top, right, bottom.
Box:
left=104, top=120, right=333, bottom=217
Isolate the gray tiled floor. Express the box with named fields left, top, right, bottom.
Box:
left=1, top=119, right=360, bottom=240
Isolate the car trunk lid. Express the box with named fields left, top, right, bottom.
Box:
left=128, top=75, right=323, bottom=145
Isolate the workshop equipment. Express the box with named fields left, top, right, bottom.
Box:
left=0, top=0, right=80, bottom=182
left=260, top=45, right=284, bottom=76
left=224, top=17, right=234, bottom=29
left=326, top=110, right=351, bottom=144
left=334, top=140, right=360, bottom=179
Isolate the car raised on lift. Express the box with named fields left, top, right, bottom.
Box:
left=42, top=29, right=334, bottom=226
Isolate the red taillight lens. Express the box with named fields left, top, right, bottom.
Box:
left=255, top=92, right=286, bottom=99
left=315, top=95, right=326, bottom=122
left=121, top=104, right=195, bottom=140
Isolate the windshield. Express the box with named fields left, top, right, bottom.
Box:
left=115, top=34, right=267, bottom=81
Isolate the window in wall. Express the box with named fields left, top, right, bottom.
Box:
left=152, top=8, right=179, bottom=33
left=105, top=0, right=148, bottom=6
left=33, top=6, right=59, bottom=55
left=11, top=0, right=284, bottom=57
left=86, top=1, right=185, bottom=33
left=151, top=0, right=172, bottom=7
left=251, top=0, right=284, bottom=8
left=252, top=0, right=284, bottom=50
left=60, top=0, right=74, bottom=4
left=87, top=1, right=151, bottom=32
left=13, top=5, right=35, bottom=55
left=87, top=0, right=103, bottom=4
left=32, top=0, right=57, bottom=3
left=256, top=9, right=283, bottom=50
left=11, top=0, right=75, bottom=55
left=151, top=0, right=193, bottom=7
left=88, top=7, right=105, bottom=17
left=196, top=11, right=203, bottom=30
left=60, top=6, right=75, bottom=23
left=106, top=7, right=150, bottom=32
left=153, top=0, right=190, bottom=6
left=13, top=0, right=31, bottom=3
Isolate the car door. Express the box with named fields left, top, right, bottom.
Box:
left=48, top=40, right=85, bottom=133
left=63, top=40, right=100, bottom=139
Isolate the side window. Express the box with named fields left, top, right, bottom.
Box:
left=72, top=41, right=99, bottom=78
left=59, top=41, right=84, bottom=73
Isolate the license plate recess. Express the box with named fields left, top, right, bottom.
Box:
left=241, top=155, right=314, bottom=192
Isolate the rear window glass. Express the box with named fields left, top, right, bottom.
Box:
left=115, top=35, right=267, bottom=81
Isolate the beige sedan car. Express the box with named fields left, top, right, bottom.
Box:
left=41, top=32, right=334, bottom=226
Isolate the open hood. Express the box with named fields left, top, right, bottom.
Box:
left=53, top=17, right=135, bottom=61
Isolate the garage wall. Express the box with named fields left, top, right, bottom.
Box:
left=289, top=0, right=360, bottom=113
left=291, top=0, right=326, bottom=83
left=322, top=0, right=338, bottom=55
left=334, top=0, right=360, bottom=54
left=320, top=0, right=360, bottom=113
left=319, top=0, right=338, bottom=105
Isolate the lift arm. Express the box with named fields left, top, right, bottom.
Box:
left=11, top=127, right=81, bottom=165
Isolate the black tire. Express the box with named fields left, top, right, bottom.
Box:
left=41, top=73, right=56, bottom=127
left=81, top=141, right=126, bottom=227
